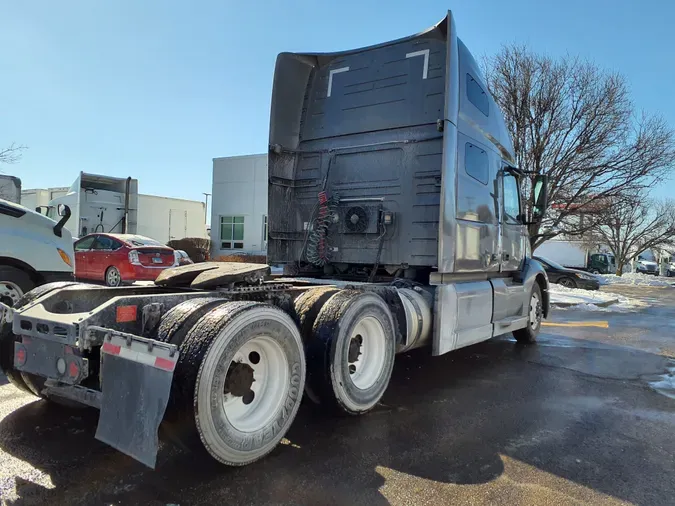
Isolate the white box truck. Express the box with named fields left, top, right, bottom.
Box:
left=535, top=239, right=616, bottom=274
left=41, top=173, right=207, bottom=242
left=1, top=11, right=551, bottom=470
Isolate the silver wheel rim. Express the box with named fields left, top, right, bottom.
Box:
left=529, top=292, right=542, bottom=329
left=348, top=316, right=387, bottom=390
left=0, top=281, right=23, bottom=320
left=559, top=278, right=573, bottom=287
left=107, top=268, right=120, bottom=286
left=222, top=335, right=289, bottom=433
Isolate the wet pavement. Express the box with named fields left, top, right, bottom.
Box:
left=1, top=285, right=674, bottom=505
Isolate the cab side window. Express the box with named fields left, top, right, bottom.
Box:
left=503, top=174, right=521, bottom=224
left=465, top=143, right=489, bottom=185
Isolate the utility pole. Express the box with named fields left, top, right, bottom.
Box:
left=203, top=193, right=211, bottom=225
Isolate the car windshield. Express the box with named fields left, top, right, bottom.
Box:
left=534, top=256, right=567, bottom=271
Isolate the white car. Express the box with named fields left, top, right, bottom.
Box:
left=667, top=263, right=675, bottom=278
left=635, top=258, right=659, bottom=276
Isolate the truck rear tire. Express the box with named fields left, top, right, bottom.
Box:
left=292, top=286, right=339, bottom=404
left=0, top=321, right=33, bottom=394
left=513, top=284, right=543, bottom=344
left=2, top=281, right=87, bottom=403
left=167, top=301, right=305, bottom=466
left=306, top=290, right=396, bottom=415
left=1, top=278, right=82, bottom=396
left=157, top=297, right=229, bottom=346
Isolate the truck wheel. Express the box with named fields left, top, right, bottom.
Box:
left=105, top=266, right=122, bottom=287
left=0, top=322, right=33, bottom=394
left=292, top=287, right=339, bottom=404
left=0, top=265, right=34, bottom=315
left=513, top=284, right=543, bottom=344
left=13, top=281, right=81, bottom=309
left=306, top=290, right=396, bottom=415
left=591, top=269, right=601, bottom=275
left=2, top=280, right=87, bottom=403
left=168, top=301, right=305, bottom=465
left=157, top=297, right=229, bottom=347
left=0, top=266, right=35, bottom=394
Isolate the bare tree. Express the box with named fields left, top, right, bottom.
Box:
left=0, top=142, right=27, bottom=168
left=594, top=192, right=675, bottom=275
left=483, top=45, right=675, bottom=250
left=0, top=143, right=27, bottom=201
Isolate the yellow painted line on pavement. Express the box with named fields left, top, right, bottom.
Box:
left=543, top=321, right=609, bottom=329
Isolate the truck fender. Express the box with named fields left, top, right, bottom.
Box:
left=518, top=258, right=550, bottom=318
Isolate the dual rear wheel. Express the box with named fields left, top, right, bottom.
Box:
left=158, top=289, right=397, bottom=465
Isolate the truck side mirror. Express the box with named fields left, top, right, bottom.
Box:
left=53, top=205, right=72, bottom=238
left=532, top=175, right=549, bottom=222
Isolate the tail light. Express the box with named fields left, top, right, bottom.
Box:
left=128, top=250, right=141, bottom=265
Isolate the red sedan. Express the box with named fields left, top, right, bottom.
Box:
left=73, top=234, right=178, bottom=286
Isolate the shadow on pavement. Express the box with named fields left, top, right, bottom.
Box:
left=1, top=334, right=674, bottom=505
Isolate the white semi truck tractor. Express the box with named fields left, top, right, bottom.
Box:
left=0, top=11, right=549, bottom=469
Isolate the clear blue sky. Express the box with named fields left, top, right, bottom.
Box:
left=2, top=0, right=674, bottom=204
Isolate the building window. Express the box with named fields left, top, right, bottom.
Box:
left=220, top=216, right=244, bottom=249
left=262, top=215, right=268, bottom=245
left=465, top=143, right=489, bottom=185
left=466, top=73, right=489, bottom=117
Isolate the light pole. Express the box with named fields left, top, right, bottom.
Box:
left=203, top=193, right=211, bottom=225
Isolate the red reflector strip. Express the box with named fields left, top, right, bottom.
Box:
left=101, top=339, right=176, bottom=372
left=116, top=305, right=138, bottom=323
left=102, top=342, right=121, bottom=355
left=154, top=357, right=176, bottom=372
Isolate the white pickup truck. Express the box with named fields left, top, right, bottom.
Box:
left=0, top=198, right=75, bottom=311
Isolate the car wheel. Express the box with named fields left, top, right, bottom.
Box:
left=557, top=277, right=576, bottom=288
left=105, top=266, right=122, bottom=287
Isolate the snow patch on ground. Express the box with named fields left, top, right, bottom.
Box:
left=598, top=272, right=673, bottom=287
left=650, top=365, right=675, bottom=400
left=549, top=284, right=648, bottom=312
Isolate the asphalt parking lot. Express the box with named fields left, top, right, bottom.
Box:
left=1, top=285, right=674, bottom=505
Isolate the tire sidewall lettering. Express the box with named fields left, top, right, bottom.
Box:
left=202, top=313, right=304, bottom=454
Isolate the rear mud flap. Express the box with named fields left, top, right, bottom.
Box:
left=95, top=331, right=178, bottom=469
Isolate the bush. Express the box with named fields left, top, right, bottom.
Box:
left=167, top=237, right=211, bottom=263
left=214, top=254, right=267, bottom=264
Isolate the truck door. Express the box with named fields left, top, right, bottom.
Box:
left=500, top=170, right=525, bottom=272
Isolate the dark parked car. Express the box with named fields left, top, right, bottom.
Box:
left=534, top=256, right=600, bottom=290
